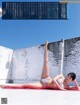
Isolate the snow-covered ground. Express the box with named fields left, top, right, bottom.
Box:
left=0, top=89, right=80, bottom=105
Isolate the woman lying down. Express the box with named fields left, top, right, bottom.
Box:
left=0, top=41, right=80, bottom=90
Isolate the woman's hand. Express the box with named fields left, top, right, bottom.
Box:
left=60, top=87, right=67, bottom=91
left=73, top=80, right=80, bottom=90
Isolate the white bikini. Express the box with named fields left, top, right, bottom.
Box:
left=57, top=78, right=64, bottom=88
left=41, top=77, right=52, bottom=83
left=41, top=77, right=64, bottom=88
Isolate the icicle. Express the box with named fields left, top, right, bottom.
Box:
left=61, top=39, right=64, bottom=74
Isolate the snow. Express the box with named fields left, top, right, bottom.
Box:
left=0, top=89, right=80, bottom=105
left=0, top=46, right=13, bottom=84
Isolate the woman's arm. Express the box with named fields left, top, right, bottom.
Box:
left=53, top=74, right=65, bottom=90
left=65, top=80, right=80, bottom=90
left=72, top=80, right=80, bottom=90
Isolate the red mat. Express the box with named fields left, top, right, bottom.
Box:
left=1, top=85, right=80, bottom=91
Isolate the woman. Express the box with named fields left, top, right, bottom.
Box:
left=0, top=41, right=79, bottom=90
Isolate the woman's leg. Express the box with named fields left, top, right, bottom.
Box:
left=24, top=82, right=43, bottom=88
left=0, top=82, right=43, bottom=89
left=41, top=41, right=49, bottom=79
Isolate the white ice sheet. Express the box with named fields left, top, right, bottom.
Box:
left=0, top=89, right=80, bottom=105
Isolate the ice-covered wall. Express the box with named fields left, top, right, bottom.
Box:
left=1, top=37, right=80, bottom=84
left=63, top=37, right=80, bottom=84
left=0, top=46, right=13, bottom=84
left=9, top=41, right=62, bottom=83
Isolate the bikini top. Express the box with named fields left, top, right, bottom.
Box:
left=57, top=78, right=64, bottom=88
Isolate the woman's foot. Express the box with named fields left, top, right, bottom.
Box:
left=45, top=41, right=48, bottom=49
left=45, top=41, right=48, bottom=46
left=43, top=41, right=48, bottom=49
left=0, top=85, right=4, bottom=88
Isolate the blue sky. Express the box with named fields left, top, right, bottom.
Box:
left=0, top=0, right=80, bottom=49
